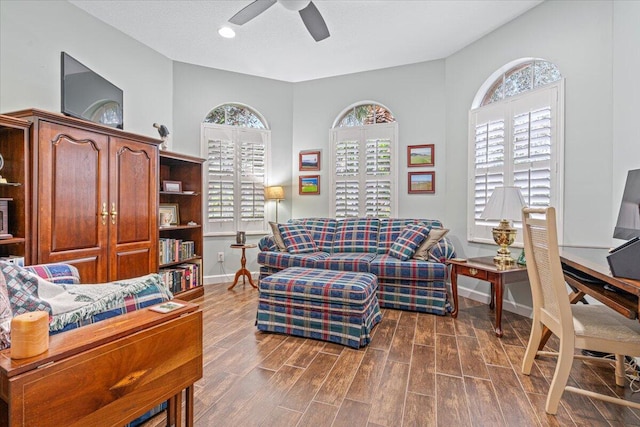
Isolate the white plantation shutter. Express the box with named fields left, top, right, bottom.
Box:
left=468, top=81, right=564, bottom=244
left=331, top=123, right=397, bottom=218
left=202, top=124, right=270, bottom=234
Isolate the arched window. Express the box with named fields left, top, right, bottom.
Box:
left=468, top=59, right=565, bottom=245
left=481, top=60, right=561, bottom=106
left=330, top=102, right=398, bottom=218
left=335, top=104, right=396, bottom=127
left=201, top=103, right=270, bottom=235
left=204, top=103, right=267, bottom=129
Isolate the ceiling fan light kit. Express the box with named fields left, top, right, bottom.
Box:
left=229, top=0, right=330, bottom=42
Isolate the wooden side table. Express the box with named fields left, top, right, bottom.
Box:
left=229, top=243, right=258, bottom=290
left=448, top=256, right=529, bottom=337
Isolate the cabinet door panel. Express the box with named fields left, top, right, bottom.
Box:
left=109, top=137, right=158, bottom=280
left=37, top=122, right=109, bottom=282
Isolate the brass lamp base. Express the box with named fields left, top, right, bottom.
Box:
left=492, top=219, right=517, bottom=266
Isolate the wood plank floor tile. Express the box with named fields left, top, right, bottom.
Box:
left=408, top=344, right=435, bottom=396
left=463, top=376, right=505, bottom=426
left=345, top=347, right=388, bottom=404
left=436, top=374, right=471, bottom=426
left=403, top=392, right=436, bottom=427
left=435, top=334, right=462, bottom=377
left=368, top=360, right=410, bottom=426
left=388, top=311, right=417, bottom=363
left=315, top=348, right=366, bottom=406
left=280, top=352, right=338, bottom=412
left=486, top=365, right=540, bottom=427
left=369, top=316, right=398, bottom=351
left=259, top=406, right=302, bottom=426
left=474, top=329, right=511, bottom=367
left=457, top=335, right=490, bottom=380
left=297, top=401, right=339, bottom=426
left=332, top=399, right=371, bottom=427
left=414, top=312, right=436, bottom=346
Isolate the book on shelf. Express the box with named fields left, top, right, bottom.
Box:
left=159, top=238, right=196, bottom=265
left=159, top=262, right=200, bottom=294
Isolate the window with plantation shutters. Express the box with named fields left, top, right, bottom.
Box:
left=468, top=79, right=564, bottom=244
left=331, top=121, right=397, bottom=218
left=202, top=120, right=270, bottom=235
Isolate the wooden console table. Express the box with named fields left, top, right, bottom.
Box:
left=448, top=257, right=529, bottom=337
left=0, top=301, right=203, bottom=427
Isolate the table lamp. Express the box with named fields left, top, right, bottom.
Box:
left=480, top=186, right=526, bottom=266
left=265, top=186, right=285, bottom=223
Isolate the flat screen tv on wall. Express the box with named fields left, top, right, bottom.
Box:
left=61, top=52, right=123, bottom=129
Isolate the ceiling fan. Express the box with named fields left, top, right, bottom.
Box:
left=229, top=0, right=330, bottom=42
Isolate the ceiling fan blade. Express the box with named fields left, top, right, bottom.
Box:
left=229, top=0, right=277, bottom=25
left=299, top=1, right=330, bottom=42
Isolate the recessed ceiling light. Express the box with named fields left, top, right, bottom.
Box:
left=218, top=26, right=236, bottom=39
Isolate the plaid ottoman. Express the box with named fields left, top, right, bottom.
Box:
left=256, top=267, right=382, bottom=348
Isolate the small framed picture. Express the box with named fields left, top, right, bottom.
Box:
left=299, top=175, right=320, bottom=195
left=299, top=150, right=321, bottom=171
left=408, top=171, right=435, bottom=194
left=407, top=144, right=434, bottom=167
left=162, top=180, right=183, bottom=192
left=159, top=203, right=180, bottom=227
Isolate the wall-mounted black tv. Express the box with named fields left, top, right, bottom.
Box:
left=61, top=52, right=123, bottom=129
left=613, top=168, right=640, bottom=240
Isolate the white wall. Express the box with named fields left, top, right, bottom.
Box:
left=291, top=61, right=447, bottom=220
left=172, top=62, right=294, bottom=281
left=0, top=0, right=172, bottom=138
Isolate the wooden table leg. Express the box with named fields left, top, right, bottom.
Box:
left=166, top=397, right=176, bottom=427
left=489, top=282, right=495, bottom=310
left=228, top=247, right=258, bottom=290
left=450, top=265, right=459, bottom=318
left=494, top=277, right=504, bottom=337
left=185, top=385, right=195, bottom=427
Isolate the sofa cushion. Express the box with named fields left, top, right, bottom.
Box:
left=388, top=223, right=431, bottom=261
left=290, top=218, right=337, bottom=252
left=257, top=251, right=330, bottom=270
left=370, top=254, right=448, bottom=281
left=413, top=228, right=449, bottom=260
left=333, top=218, right=380, bottom=253
left=377, top=218, right=444, bottom=254
left=278, top=223, right=318, bottom=254
left=312, top=252, right=378, bottom=272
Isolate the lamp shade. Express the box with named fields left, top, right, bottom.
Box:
left=265, top=186, right=285, bottom=201
left=481, top=186, right=526, bottom=221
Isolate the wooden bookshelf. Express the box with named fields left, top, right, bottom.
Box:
left=159, top=151, right=205, bottom=300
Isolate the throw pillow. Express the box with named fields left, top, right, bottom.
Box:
left=278, top=223, right=318, bottom=254
left=0, top=270, right=11, bottom=349
left=388, top=223, right=431, bottom=261
left=1, top=261, right=52, bottom=316
left=269, top=221, right=287, bottom=251
left=413, top=227, right=450, bottom=260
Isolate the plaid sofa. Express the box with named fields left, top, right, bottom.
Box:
left=16, top=263, right=171, bottom=426
left=257, top=218, right=456, bottom=315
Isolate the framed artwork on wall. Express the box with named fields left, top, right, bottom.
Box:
left=299, top=175, right=320, bottom=195
left=408, top=171, right=435, bottom=194
left=299, top=150, right=321, bottom=171
left=407, top=144, right=434, bottom=167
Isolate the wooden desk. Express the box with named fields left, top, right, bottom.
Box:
left=532, top=251, right=640, bottom=350
left=0, top=301, right=203, bottom=427
left=229, top=244, right=258, bottom=290
left=449, top=257, right=529, bottom=337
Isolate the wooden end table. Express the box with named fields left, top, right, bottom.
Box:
left=0, top=301, right=203, bottom=426
left=448, top=256, right=529, bottom=337
left=229, top=243, right=258, bottom=290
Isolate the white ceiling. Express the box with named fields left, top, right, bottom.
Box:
left=69, top=0, right=543, bottom=83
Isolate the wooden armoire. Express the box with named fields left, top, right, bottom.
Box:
left=9, top=109, right=159, bottom=283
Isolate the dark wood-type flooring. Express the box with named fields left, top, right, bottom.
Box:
left=143, top=283, right=640, bottom=426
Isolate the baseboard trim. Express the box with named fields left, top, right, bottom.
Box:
left=456, top=286, right=533, bottom=319
left=204, top=271, right=259, bottom=286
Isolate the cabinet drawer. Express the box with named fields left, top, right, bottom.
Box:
left=456, top=265, right=488, bottom=280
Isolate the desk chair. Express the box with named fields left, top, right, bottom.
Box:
left=521, top=207, right=640, bottom=414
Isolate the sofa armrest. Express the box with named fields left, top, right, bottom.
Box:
left=24, top=263, right=80, bottom=284
left=427, top=237, right=456, bottom=263
left=258, top=235, right=278, bottom=251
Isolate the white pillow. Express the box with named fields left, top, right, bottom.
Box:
left=269, top=221, right=287, bottom=251
left=413, top=228, right=449, bottom=260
